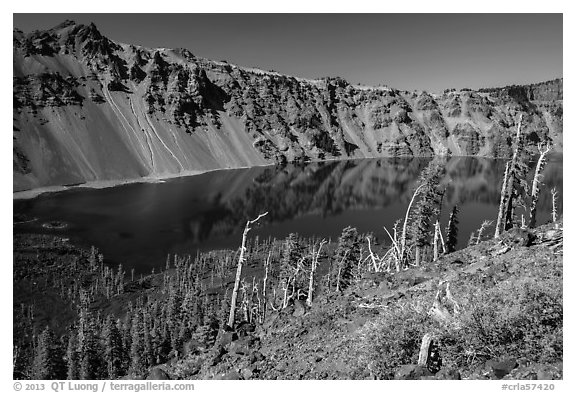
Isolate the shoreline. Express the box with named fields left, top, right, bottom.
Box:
left=12, top=152, right=563, bottom=201
left=12, top=163, right=276, bottom=200
left=11, top=154, right=438, bottom=201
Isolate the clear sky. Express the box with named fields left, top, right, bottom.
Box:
left=13, top=13, right=562, bottom=92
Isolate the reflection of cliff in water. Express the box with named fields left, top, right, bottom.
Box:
left=13, top=155, right=563, bottom=273
left=189, top=155, right=562, bottom=243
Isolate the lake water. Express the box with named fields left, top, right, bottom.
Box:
left=14, top=156, right=563, bottom=273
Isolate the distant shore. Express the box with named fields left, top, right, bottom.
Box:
left=13, top=164, right=275, bottom=200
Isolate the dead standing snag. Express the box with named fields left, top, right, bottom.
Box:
left=227, top=212, right=268, bottom=329
left=528, top=143, right=550, bottom=228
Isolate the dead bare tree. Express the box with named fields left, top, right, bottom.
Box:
left=382, top=184, right=426, bottom=271
left=227, top=211, right=268, bottom=328
left=433, top=220, right=446, bottom=262
left=383, top=223, right=402, bottom=272
left=400, top=183, right=426, bottom=264
left=240, top=279, right=249, bottom=322
left=418, top=333, right=433, bottom=367
left=476, top=220, right=493, bottom=245
left=366, top=235, right=386, bottom=272
left=495, top=114, right=526, bottom=237
left=428, top=281, right=461, bottom=328
left=495, top=161, right=511, bottom=238
left=261, top=251, right=271, bottom=323
left=551, top=187, right=558, bottom=226
left=528, top=143, right=551, bottom=228
left=281, top=278, right=290, bottom=309
left=334, top=250, right=349, bottom=292
left=307, top=239, right=326, bottom=306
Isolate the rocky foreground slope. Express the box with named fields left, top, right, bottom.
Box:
left=13, top=219, right=563, bottom=380
left=161, top=223, right=563, bottom=380
left=13, top=20, right=563, bottom=191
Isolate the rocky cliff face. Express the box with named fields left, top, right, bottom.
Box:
left=13, top=20, right=563, bottom=191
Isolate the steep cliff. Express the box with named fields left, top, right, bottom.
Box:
left=13, top=20, right=563, bottom=191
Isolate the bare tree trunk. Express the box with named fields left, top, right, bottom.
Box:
left=437, top=221, right=446, bottom=254
left=418, top=333, right=433, bottom=367
left=282, top=278, right=289, bottom=309
left=551, top=187, right=558, bottom=226
left=495, top=161, right=511, bottom=239
left=307, top=240, right=326, bottom=307
left=495, top=115, right=523, bottom=238
left=262, top=251, right=271, bottom=323
left=476, top=220, right=493, bottom=245
left=240, top=280, right=249, bottom=322
left=503, top=115, right=524, bottom=231
left=228, top=212, right=268, bottom=328
left=383, top=226, right=401, bottom=272
left=433, top=221, right=440, bottom=262
left=400, top=183, right=426, bottom=265
left=366, top=236, right=380, bottom=272
left=529, top=143, right=550, bottom=228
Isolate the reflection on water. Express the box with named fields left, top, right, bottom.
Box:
left=14, top=156, right=563, bottom=273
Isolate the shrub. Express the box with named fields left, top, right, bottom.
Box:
left=354, top=300, right=433, bottom=379
left=354, top=265, right=562, bottom=378
left=447, top=277, right=563, bottom=368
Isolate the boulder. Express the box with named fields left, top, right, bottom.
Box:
left=249, top=350, right=265, bottom=364
left=394, top=364, right=433, bottom=380
left=147, top=367, right=170, bottom=380
left=217, top=330, right=238, bottom=348
left=293, top=299, right=306, bottom=317
left=241, top=366, right=258, bottom=379
left=486, top=358, right=518, bottom=379
left=179, top=360, right=201, bottom=378
left=435, top=368, right=461, bottom=380
left=236, top=321, right=256, bottom=337
left=229, top=339, right=251, bottom=355
left=537, top=369, right=553, bottom=380
left=209, top=345, right=226, bottom=366
left=215, top=370, right=243, bottom=380
left=182, top=339, right=204, bottom=357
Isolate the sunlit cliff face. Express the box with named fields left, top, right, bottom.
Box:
left=13, top=20, right=563, bottom=192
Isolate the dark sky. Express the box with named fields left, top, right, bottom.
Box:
left=13, top=13, right=562, bottom=92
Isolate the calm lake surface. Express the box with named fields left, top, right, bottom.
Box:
left=14, top=156, right=563, bottom=273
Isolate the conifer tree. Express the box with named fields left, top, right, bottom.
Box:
left=142, top=309, right=153, bottom=369
left=410, top=159, right=445, bottom=265
left=78, top=296, right=102, bottom=379
left=445, top=205, right=459, bottom=254
left=129, top=312, right=146, bottom=376
left=279, top=233, right=305, bottom=292
left=181, top=282, right=202, bottom=330
left=193, top=275, right=204, bottom=327
left=120, top=317, right=132, bottom=373
left=32, top=326, right=66, bottom=380
left=332, top=226, right=360, bottom=291
left=155, top=323, right=172, bottom=363
left=66, top=329, right=79, bottom=380
left=102, top=316, right=124, bottom=379
left=166, top=289, right=182, bottom=330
